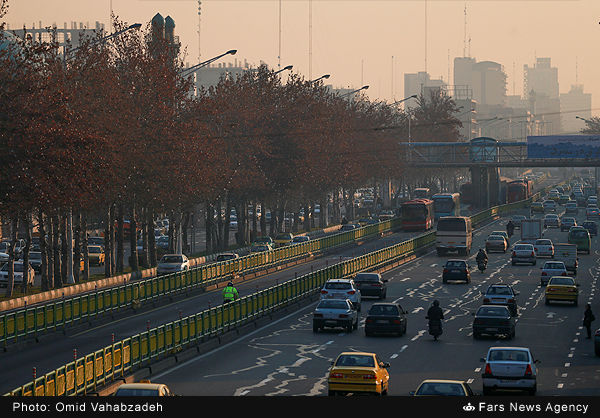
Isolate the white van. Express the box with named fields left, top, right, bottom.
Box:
left=436, top=216, right=473, bottom=256
left=553, top=243, right=578, bottom=275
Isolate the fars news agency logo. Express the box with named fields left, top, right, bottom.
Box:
left=463, top=403, right=476, bottom=412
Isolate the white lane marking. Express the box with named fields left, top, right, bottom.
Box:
left=411, top=330, right=426, bottom=341
left=412, top=307, right=424, bottom=314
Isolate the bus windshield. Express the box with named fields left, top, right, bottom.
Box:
left=433, top=198, right=455, bottom=213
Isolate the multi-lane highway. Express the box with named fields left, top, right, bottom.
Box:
left=146, top=204, right=599, bottom=396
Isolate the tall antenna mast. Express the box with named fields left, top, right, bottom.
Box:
left=463, top=3, right=467, bottom=57
left=424, top=0, right=428, bottom=72
left=278, top=0, right=282, bottom=69
left=391, top=55, right=394, bottom=100
left=197, top=1, right=202, bottom=62
left=575, top=56, right=578, bottom=84
left=308, top=0, right=312, bottom=79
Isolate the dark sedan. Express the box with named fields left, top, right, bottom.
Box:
left=442, top=259, right=471, bottom=284
left=364, top=303, right=408, bottom=337
left=353, top=272, right=387, bottom=299
left=472, top=305, right=515, bottom=339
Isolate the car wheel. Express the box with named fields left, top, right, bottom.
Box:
left=574, top=298, right=578, bottom=306
left=532, top=260, right=537, bottom=266
left=353, top=318, right=358, bottom=330
left=313, top=324, right=319, bottom=333
left=545, top=298, right=550, bottom=305
left=473, top=332, right=480, bottom=339
left=346, top=322, right=353, bottom=333
left=482, top=387, right=492, bottom=396
left=365, top=329, right=372, bottom=337
left=328, top=390, right=337, bottom=396
left=443, top=278, right=448, bottom=284
left=528, top=385, right=537, bottom=396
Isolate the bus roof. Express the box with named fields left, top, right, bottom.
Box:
left=402, top=198, right=433, bottom=205
left=431, top=193, right=459, bottom=198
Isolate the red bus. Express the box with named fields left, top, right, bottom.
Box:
left=507, top=180, right=528, bottom=203
left=401, top=199, right=434, bottom=231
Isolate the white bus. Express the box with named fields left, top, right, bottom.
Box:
left=436, top=216, right=472, bottom=256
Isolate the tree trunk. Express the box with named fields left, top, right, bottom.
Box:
left=129, top=203, right=139, bottom=271
left=39, top=209, right=50, bottom=292
left=141, top=207, right=149, bottom=268
left=82, top=212, right=89, bottom=282
left=46, top=212, right=54, bottom=290
left=53, top=214, right=61, bottom=288
left=260, top=201, right=267, bottom=236
left=116, top=202, right=124, bottom=273
left=60, top=212, right=68, bottom=286
left=4, top=217, right=17, bottom=297
left=147, top=207, right=157, bottom=267
left=223, top=195, right=231, bottom=249
left=109, top=203, right=116, bottom=276
left=66, top=208, right=74, bottom=284
left=105, top=204, right=112, bottom=278
left=21, top=213, right=31, bottom=294
left=73, top=210, right=80, bottom=284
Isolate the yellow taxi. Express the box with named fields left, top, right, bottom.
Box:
left=114, top=380, right=175, bottom=396
left=545, top=276, right=579, bottom=306
left=327, top=352, right=390, bottom=396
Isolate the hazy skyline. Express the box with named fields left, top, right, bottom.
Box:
left=3, top=0, right=599, bottom=115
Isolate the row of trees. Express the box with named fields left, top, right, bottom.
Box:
left=0, top=14, right=464, bottom=296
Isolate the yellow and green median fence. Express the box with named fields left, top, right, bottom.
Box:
left=5, top=181, right=565, bottom=396
left=0, top=217, right=400, bottom=348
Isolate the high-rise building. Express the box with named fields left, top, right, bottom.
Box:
left=403, top=71, right=447, bottom=110
left=453, top=57, right=506, bottom=107
left=523, top=58, right=561, bottom=134
left=9, top=21, right=105, bottom=52
left=560, top=84, right=592, bottom=134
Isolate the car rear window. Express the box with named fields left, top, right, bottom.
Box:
left=317, top=300, right=349, bottom=310
left=335, top=354, right=375, bottom=367
left=355, top=273, right=380, bottom=282
left=368, top=305, right=399, bottom=316
left=325, top=282, right=352, bottom=290
left=549, top=278, right=575, bottom=286
left=535, top=240, right=551, bottom=245
left=514, top=245, right=533, bottom=251
left=416, top=383, right=465, bottom=396
left=486, top=286, right=511, bottom=295
left=489, top=350, right=529, bottom=362
left=477, top=306, right=509, bottom=316
left=545, top=262, right=565, bottom=269
left=437, top=218, right=467, bottom=231
left=446, top=261, right=466, bottom=268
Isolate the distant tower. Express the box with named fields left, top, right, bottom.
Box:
left=197, top=1, right=202, bottom=62
left=151, top=13, right=165, bottom=43
left=164, top=15, right=175, bottom=43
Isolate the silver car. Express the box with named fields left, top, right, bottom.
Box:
left=482, top=284, right=519, bottom=316
left=320, top=279, right=361, bottom=311
left=481, top=346, right=539, bottom=395
left=511, top=244, right=536, bottom=266
left=312, top=299, right=358, bottom=333
left=540, top=260, right=568, bottom=285
left=156, top=254, right=190, bottom=275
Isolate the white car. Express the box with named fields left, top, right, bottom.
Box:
left=481, top=346, right=539, bottom=395
left=511, top=243, right=536, bottom=266
left=540, top=260, right=568, bottom=285
left=0, top=261, right=35, bottom=288
left=542, top=200, right=557, bottom=212
left=216, top=253, right=240, bottom=262
left=533, top=239, right=554, bottom=258
left=320, top=279, right=361, bottom=312
left=156, top=254, right=190, bottom=275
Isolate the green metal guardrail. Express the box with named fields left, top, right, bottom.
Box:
left=6, top=187, right=553, bottom=396
left=0, top=217, right=401, bottom=348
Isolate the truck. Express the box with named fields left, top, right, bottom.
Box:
left=520, top=219, right=543, bottom=244
left=553, top=243, right=578, bottom=275
left=584, top=186, right=595, bottom=199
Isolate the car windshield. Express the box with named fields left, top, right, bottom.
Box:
left=29, top=253, right=41, bottom=260
left=545, top=215, right=558, bottom=219
left=217, top=254, right=235, bottom=261
left=325, top=282, right=352, bottom=290
left=545, top=263, right=565, bottom=269
left=276, top=234, right=291, bottom=240
left=416, top=382, right=465, bottom=396
left=477, top=306, right=509, bottom=316
left=354, top=273, right=380, bottom=282
left=335, top=354, right=375, bottom=368
left=161, top=256, right=183, bottom=263
left=549, top=278, right=575, bottom=286
left=489, top=350, right=529, bottom=362
left=445, top=261, right=466, bottom=268
left=368, top=305, right=399, bottom=316
left=488, top=236, right=503, bottom=240
left=317, top=300, right=349, bottom=310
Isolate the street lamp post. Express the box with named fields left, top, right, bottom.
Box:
left=181, top=49, right=237, bottom=77
left=274, top=64, right=293, bottom=75
left=340, top=85, right=369, bottom=98
left=310, top=74, right=330, bottom=83
left=392, top=95, right=418, bottom=146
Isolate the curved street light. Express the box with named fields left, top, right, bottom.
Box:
left=274, top=64, right=293, bottom=75
left=310, top=74, right=330, bottom=83
left=392, top=94, right=417, bottom=106
left=340, top=85, right=369, bottom=98
left=181, top=49, right=237, bottom=77
left=64, top=22, right=142, bottom=57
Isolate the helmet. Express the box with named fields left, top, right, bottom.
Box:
left=433, top=300, right=440, bottom=307
left=227, top=281, right=233, bottom=287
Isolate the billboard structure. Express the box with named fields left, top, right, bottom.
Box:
left=527, top=135, right=600, bottom=159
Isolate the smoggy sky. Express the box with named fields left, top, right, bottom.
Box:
left=3, top=0, right=600, bottom=115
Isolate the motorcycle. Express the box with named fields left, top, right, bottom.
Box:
left=426, top=318, right=443, bottom=341
left=477, top=259, right=487, bottom=273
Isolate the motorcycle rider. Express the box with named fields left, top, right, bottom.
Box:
left=426, top=300, right=444, bottom=340
left=506, top=220, right=515, bottom=237
left=222, top=281, right=239, bottom=304
left=476, top=248, right=488, bottom=264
